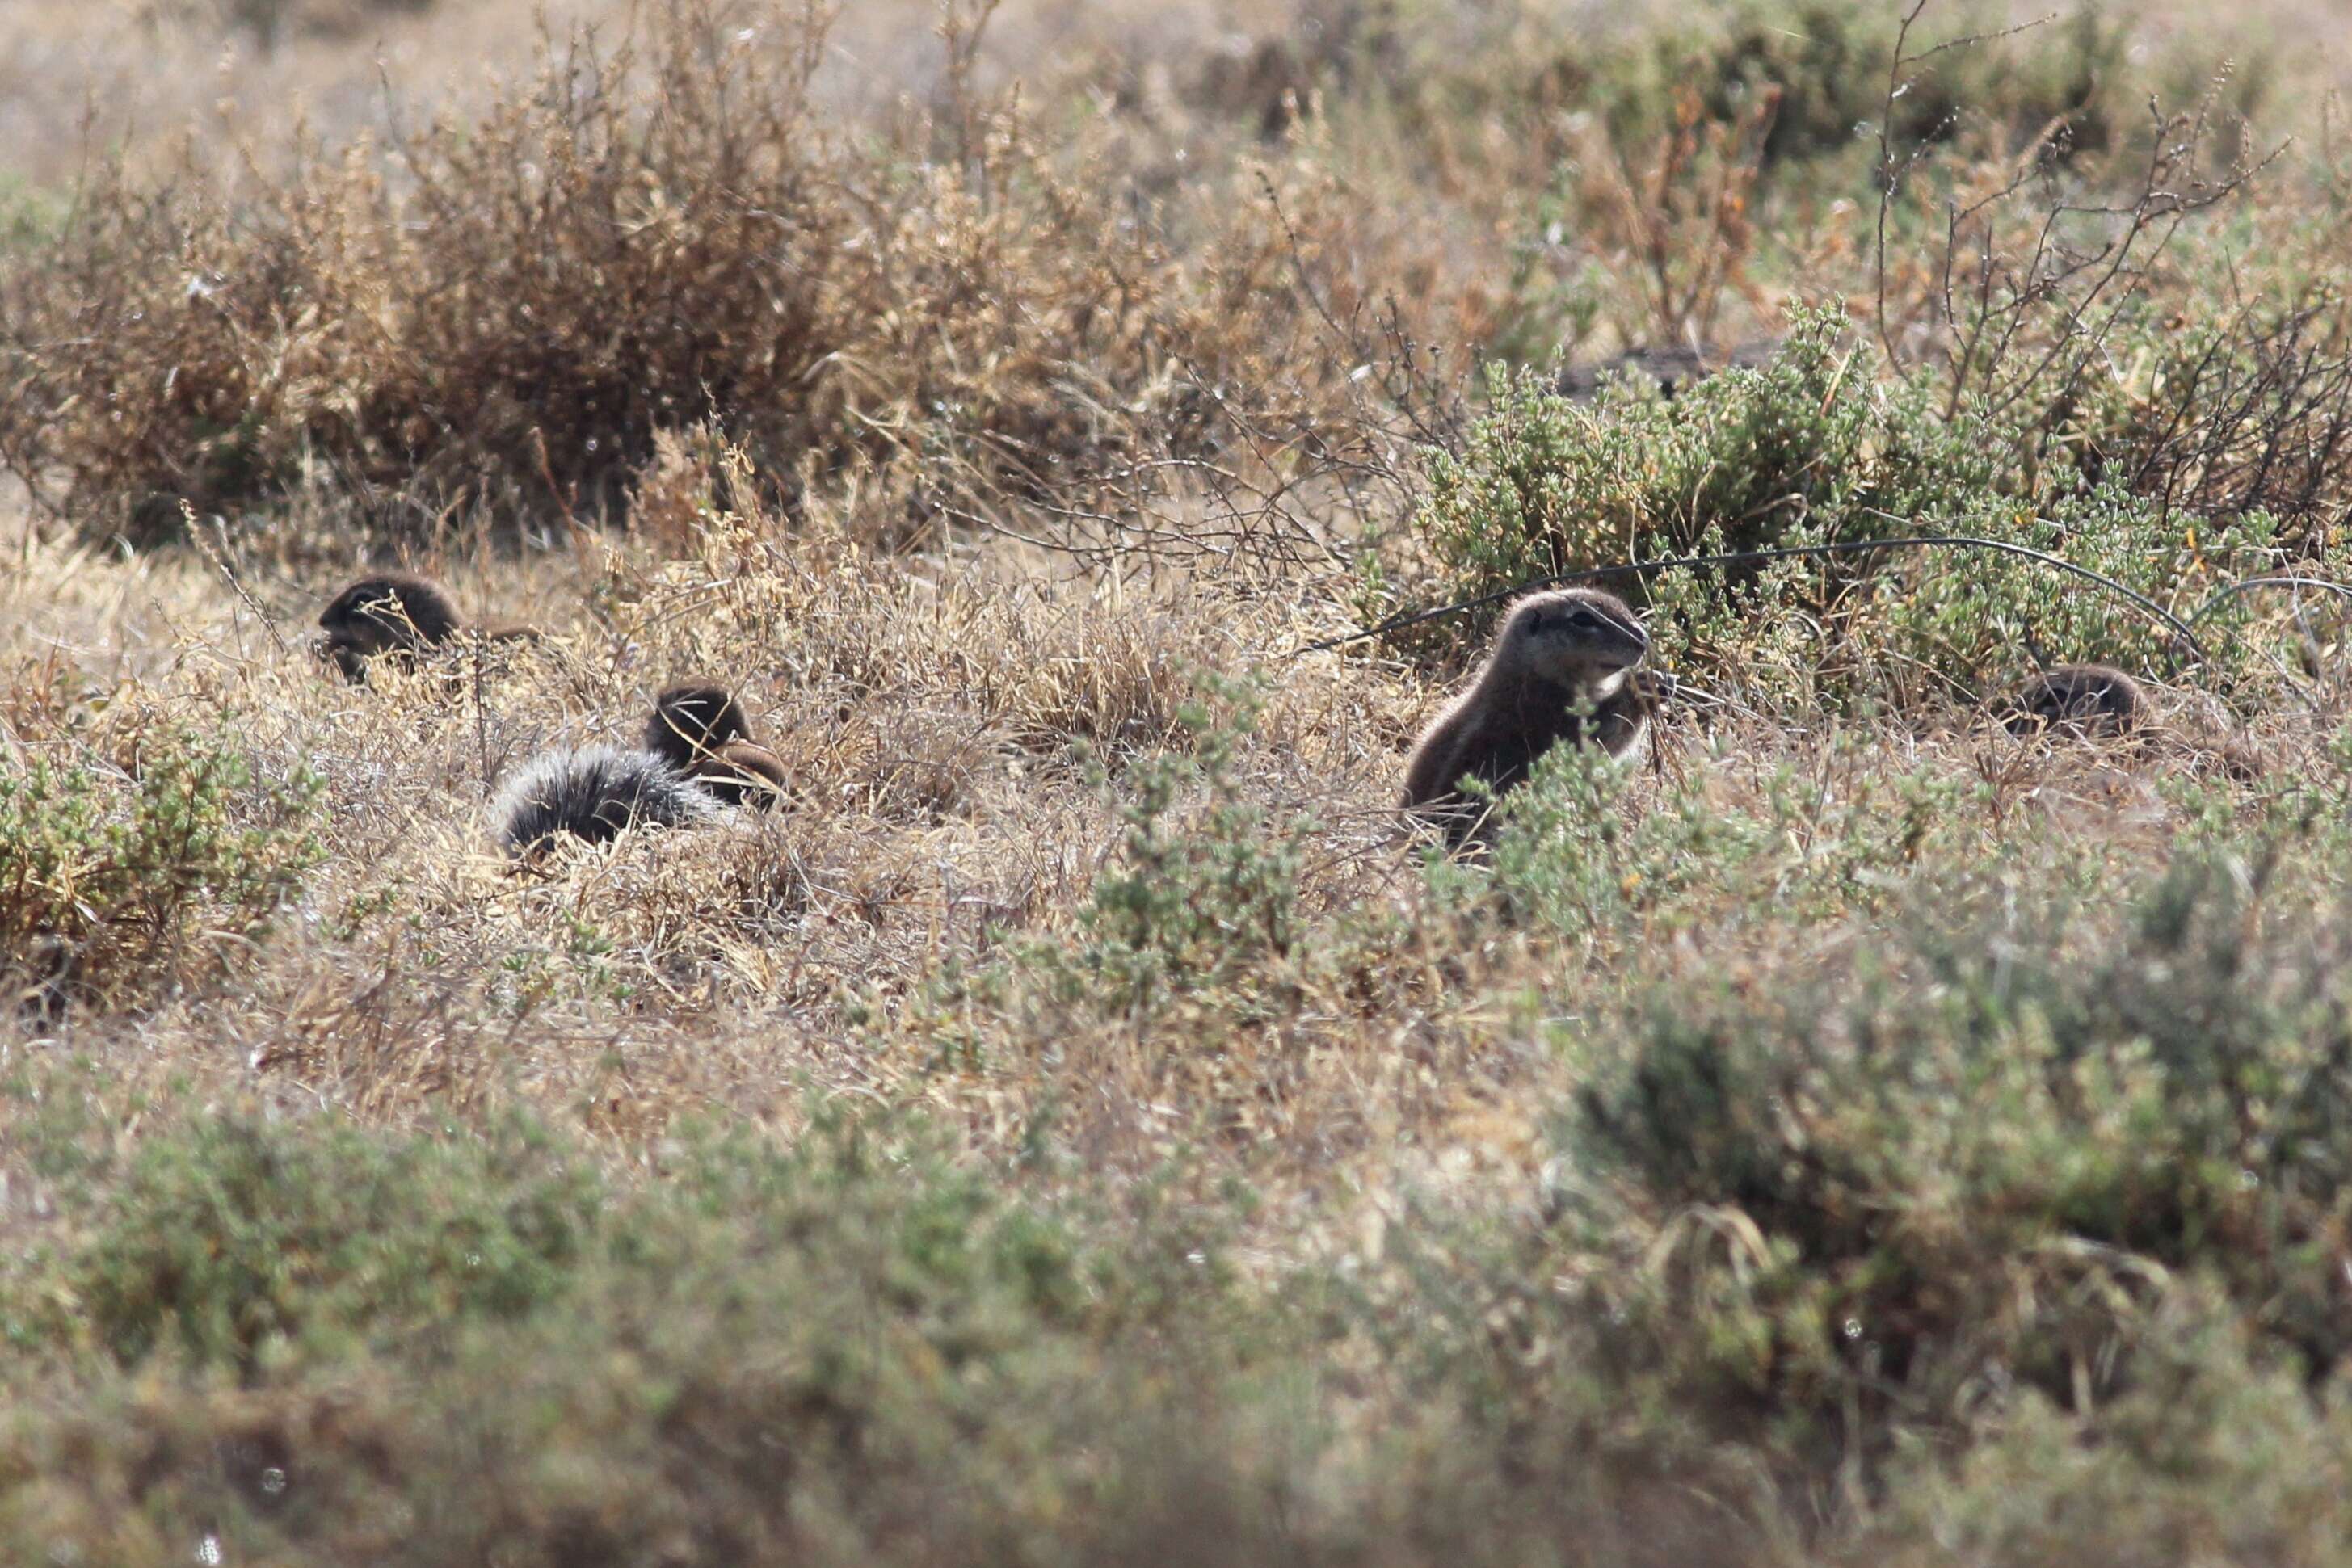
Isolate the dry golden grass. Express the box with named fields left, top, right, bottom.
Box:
left=6, top=440, right=2347, bottom=1556
left=1, top=464, right=2327, bottom=1230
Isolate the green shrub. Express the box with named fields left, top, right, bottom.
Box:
left=1412, top=306, right=2309, bottom=700
left=1861, top=1289, right=2352, bottom=1567
left=1468, top=729, right=2014, bottom=939
left=1421, top=309, right=1991, bottom=593
left=1663, top=0, right=2127, bottom=166
left=0, top=726, right=322, bottom=1012
left=1065, top=683, right=1311, bottom=1019
left=0, top=1106, right=1323, bottom=1566
left=1534, top=839, right=2352, bottom=1474
left=44, top=1115, right=597, bottom=1369
left=2060, top=282, right=2352, bottom=555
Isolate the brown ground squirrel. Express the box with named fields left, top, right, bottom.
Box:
left=1997, top=662, right=2148, bottom=738
left=491, top=685, right=787, bottom=858
left=316, top=572, right=541, bottom=683
left=1402, top=587, right=1669, bottom=848
left=642, top=683, right=789, bottom=809
left=1995, top=662, right=2262, bottom=780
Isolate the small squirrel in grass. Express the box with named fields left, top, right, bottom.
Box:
left=316, top=573, right=541, bottom=684
left=1401, top=587, right=1670, bottom=849
left=1996, top=661, right=2262, bottom=781
left=493, top=686, right=787, bottom=856
left=492, top=744, right=722, bottom=858
left=1996, top=662, right=2148, bottom=738
left=642, top=683, right=789, bottom=810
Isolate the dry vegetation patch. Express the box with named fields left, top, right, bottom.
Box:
left=0, top=2, right=1361, bottom=549
left=8, top=0, right=2352, bottom=1562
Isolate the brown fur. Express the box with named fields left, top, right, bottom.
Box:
left=688, top=742, right=792, bottom=809
left=2000, top=663, right=2148, bottom=738
left=642, top=684, right=753, bottom=764
left=646, top=683, right=788, bottom=811
left=1402, top=588, right=1665, bottom=848
left=1997, top=662, right=2264, bottom=781
left=316, top=572, right=539, bottom=683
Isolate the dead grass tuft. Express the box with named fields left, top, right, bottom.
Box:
left=0, top=1, right=1348, bottom=547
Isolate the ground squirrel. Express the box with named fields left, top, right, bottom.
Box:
left=1997, top=662, right=2148, bottom=738
left=642, top=683, right=789, bottom=809
left=316, top=572, right=541, bottom=683
left=1402, top=587, right=1669, bottom=848
left=492, top=686, right=786, bottom=857
left=1995, top=661, right=2260, bottom=780
left=1555, top=338, right=1782, bottom=401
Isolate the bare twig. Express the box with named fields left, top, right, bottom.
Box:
left=1871, top=0, right=2058, bottom=364
left=184, top=504, right=292, bottom=663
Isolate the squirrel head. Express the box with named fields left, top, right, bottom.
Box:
left=1492, top=587, right=1649, bottom=696
left=316, top=574, right=465, bottom=681
left=644, top=683, right=755, bottom=767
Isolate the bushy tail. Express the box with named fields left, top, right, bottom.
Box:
left=493, top=745, right=722, bottom=857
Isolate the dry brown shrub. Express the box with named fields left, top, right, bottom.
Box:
left=0, top=0, right=1338, bottom=548
left=1573, top=82, right=1783, bottom=349
left=140, top=0, right=439, bottom=48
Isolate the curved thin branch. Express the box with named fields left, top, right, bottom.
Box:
left=2183, top=575, right=2352, bottom=630
left=1290, top=532, right=2211, bottom=665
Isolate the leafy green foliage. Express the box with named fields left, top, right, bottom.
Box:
left=0, top=726, right=322, bottom=1011
left=1421, top=309, right=1975, bottom=586
left=0, top=1106, right=1336, bottom=1565
left=1635, top=1, right=2136, bottom=166
left=1413, top=306, right=2315, bottom=700
left=1472, top=728, right=2004, bottom=936
left=1542, top=839, right=2352, bottom=1461
left=42, top=1115, right=596, bottom=1368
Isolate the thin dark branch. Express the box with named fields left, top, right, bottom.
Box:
left=1290, top=531, right=2217, bottom=666
left=2184, top=576, right=2352, bottom=629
